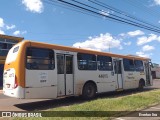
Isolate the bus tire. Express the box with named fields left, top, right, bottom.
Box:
left=82, top=82, right=96, bottom=100
left=138, top=79, right=145, bottom=91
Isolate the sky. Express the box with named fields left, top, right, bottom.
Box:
left=1, top=0, right=160, bottom=64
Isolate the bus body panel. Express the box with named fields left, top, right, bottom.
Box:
left=74, top=70, right=117, bottom=94
left=25, top=87, right=57, bottom=99
left=3, top=40, right=153, bottom=99
left=25, top=69, right=57, bottom=88
left=3, top=86, right=25, bottom=98
left=75, top=71, right=97, bottom=93
left=96, top=70, right=117, bottom=92
left=25, top=69, right=57, bottom=98
left=123, top=71, right=142, bottom=89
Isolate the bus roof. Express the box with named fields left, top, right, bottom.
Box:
left=23, top=40, right=150, bottom=61
left=0, top=34, right=24, bottom=42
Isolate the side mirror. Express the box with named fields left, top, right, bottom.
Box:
left=149, top=62, right=154, bottom=68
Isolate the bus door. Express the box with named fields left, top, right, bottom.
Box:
left=144, top=62, right=152, bottom=86
left=57, top=54, right=74, bottom=96
left=114, top=59, right=123, bottom=89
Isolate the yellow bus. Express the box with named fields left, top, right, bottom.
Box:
left=3, top=40, right=153, bottom=99
left=0, top=34, right=23, bottom=87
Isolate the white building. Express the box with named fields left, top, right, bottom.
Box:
left=151, top=63, right=160, bottom=79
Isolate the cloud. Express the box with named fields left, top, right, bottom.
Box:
left=119, top=30, right=144, bottom=40
left=13, top=30, right=20, bottom=35
left=0, top=17, right=5, bottom=34
left=127, top=30, right=144, bottom=37
left=100, top=10, right=110, bottom=16
left=0, top=18, right=4, bottom=28
left=136, top=44, right=154, bottom=58
left=6, top=25, right=16, bottom=30
left=137, top=34, right=158, bottom=46
left=0, top=17, right=26, bottom=36
left=124, top=41, right=131, bottom=46
left=142, top=45, right=155, bottom=52
left=22, top=0, right=43, bottom=13
left=136, top=51, right=152, bottom=58
left=73, top=33, right=122, bottom=51
left=13, top=30, right=27, bottom=36
left=0, top=29, right=5, bottom=34
left=119, top=33, right=125, bottom=37
left=153, top=0, right=160, bottom=5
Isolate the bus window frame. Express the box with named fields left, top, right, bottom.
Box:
left=134, top=60, right=144, bottom=72
left=77, top=53, right=97, bottom=70
left=97, top=55, right=113, bottom=71
left=123, top=58, right=135, bottom=71
left=25, top=47, right=55, bottom=70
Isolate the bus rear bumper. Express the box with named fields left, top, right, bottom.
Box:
left=3, top=86, right=25, bottom=99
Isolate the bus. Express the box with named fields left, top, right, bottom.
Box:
left=0, top=34, right=23, bottom=87
left=3, top=40, right=153, bottom=99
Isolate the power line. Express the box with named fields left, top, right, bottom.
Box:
left=44, top=0, right=132, bottom=26
left=88, top=0, right=160, bottom=30
left=46, top=0, right=160, bottom=33
left=44, top=0, right=100, bottom=19
left=124, top=0, right=160, bottom=20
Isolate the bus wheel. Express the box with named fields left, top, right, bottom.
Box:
left=82, top=82, right=96, bottom=100
left=138, top=80, right=145, bottom=91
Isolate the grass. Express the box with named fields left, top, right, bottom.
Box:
left=13, top=89, right=160, bottom=120
left=50, top=89, right=160, bottom=111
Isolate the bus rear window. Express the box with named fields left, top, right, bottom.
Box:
left=13, top=46, right=19, bottom=53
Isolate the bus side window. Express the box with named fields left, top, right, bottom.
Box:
left=97, top=55, right=113, bottom=71
left=26, top=47, right=55, bottom=70
left=77, top=53, right=97, bottom=70
left=123, top=58, right=135, bottom=71
left=135, top=60, right=144, bottom=71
